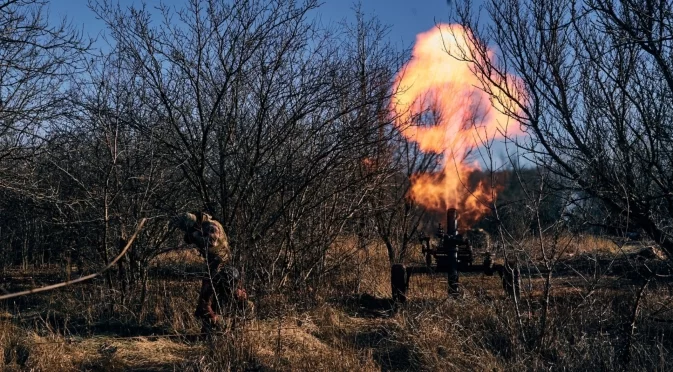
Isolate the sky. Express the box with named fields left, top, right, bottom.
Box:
left=315, top=0, right=454, bottom=47
left=45, top=0, right=515, bottom=168
left=47, top=0, right=457, bottom=52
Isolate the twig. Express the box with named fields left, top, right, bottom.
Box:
left=0, top=219, right=147, bottom=301
left=623, top=278, right=650, bottom=364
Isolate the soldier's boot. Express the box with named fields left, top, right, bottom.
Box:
left=196, top=302, right=224, bottom=334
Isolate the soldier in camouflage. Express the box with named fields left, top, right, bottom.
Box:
left=171, top=211, right=247, bottom=328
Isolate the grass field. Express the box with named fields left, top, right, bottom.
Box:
left=2, top=236, right=673, bottom=371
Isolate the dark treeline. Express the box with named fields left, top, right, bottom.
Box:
left=0, top=0, right=440, bottom=299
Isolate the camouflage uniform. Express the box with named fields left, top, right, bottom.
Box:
left=172, top=212, right=244, bottom=326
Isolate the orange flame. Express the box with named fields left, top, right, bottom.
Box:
left=391, top=24, right=521, bottom=227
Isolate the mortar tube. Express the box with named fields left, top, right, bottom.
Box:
left=446, top=208, right=458, bottom=236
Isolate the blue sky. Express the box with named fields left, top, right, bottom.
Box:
left=46, top=0, right=515, bottom=167
left=316, top=0, right=453, bottom=47
left=48, top=0, right=457, bottom=51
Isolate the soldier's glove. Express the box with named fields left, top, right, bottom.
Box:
left=235, top=288, right=248, bottom=301
left=184, top=232, right=196, bottom=244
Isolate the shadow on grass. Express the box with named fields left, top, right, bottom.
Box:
left=336, top=293, right=396, bottom=318
left=13, top=310, right=175, bottom=339
left=323, top=293, right=421, bottom=370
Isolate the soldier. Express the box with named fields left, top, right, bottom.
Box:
left=171, top=211, right=248, bottom=329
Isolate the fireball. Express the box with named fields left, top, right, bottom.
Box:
left=391, top=24, right=521, bottom=227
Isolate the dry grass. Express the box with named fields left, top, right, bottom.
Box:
left=511, top=233, right=622, bottom=263
left=243, top=314, right=379, bottom=371
left=2, top=321, right=80, bottom=371
left=151, top=248, right=204, bottom=268
left=2, top=234, right=673, bottom=371
left=577, top=234, right=622, bottom=255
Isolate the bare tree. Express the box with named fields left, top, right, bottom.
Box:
left=88, top=0, right=403, bottom=293
left=0, top=0, right=89, bottom=175
left=436, top=2, right=673, bottom=365
left=44, top=50, right=183, bottom=305
left=0, top=0, right=89, bottom=271
left=373, top=122, right=440, bottom=264
left=449, top=0, right=673, bottom=258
